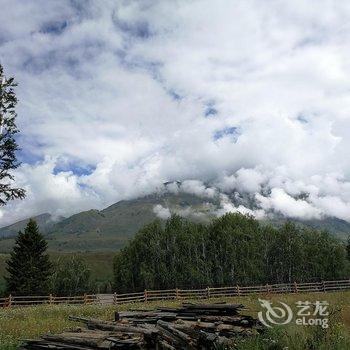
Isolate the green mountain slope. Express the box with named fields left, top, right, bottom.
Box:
left=0, top=213, right=58, bottom=238
left=0, top=192, right=349, bottom=253
left=263, top=217, right=350, bottom=241
left=0, top=192, right=216, bottom=252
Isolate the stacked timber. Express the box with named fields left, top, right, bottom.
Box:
left=20, top=303, right=264, bottom=349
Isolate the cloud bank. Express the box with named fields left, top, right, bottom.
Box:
left=1, top=0, right=350, bottom=225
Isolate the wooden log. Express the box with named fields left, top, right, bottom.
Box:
left=106, top=336, right=143, bottom=345
left=173, top=319, right=217, bottom=330
left=157, top=320, right=194, bottom=345
left=197, top=331, right=219, bottom=347
left=156, top=326, right=182, bottom=348
left=20, top=339, right=99, bottom=349
left=42, top=333, right=105, bottom=347
left=199, top=315, right=256, bottom=326
left=22, top=303, right=265, bottom=350
left=70, top=314, right=157, bottom=336
left=87, top=321, right=158, bottom=337
left=158, top=339, right=176, bottom=350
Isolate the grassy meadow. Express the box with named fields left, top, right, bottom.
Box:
left=0, top=291, right=349, bottom=350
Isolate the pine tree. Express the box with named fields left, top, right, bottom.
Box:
left=5, top=219, right=52, bottom=295
left=0, top=63, right=25, bottom=205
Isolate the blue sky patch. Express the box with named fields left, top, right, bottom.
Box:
left=214, top=126, right=240, bottom=141
left=40, top=21, right=68, bottom=35
left=204, top=101, right=218, bottom=117
left=53, top=161, right=95, bottom=176
left=17, top=149, right=44, bottom=165
left=205, top=106, right=218, bottom=117
left=16, top=135, right=46, bottom=165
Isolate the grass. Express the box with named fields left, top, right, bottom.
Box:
left=0, top=291, right=349, bottom=349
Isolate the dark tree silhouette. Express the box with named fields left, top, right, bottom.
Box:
left=5, top=219, right=52, bottom=295
left=0, top=63, right=25, bottom=205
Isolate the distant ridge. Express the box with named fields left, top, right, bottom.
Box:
left=0, top=191, right=349, bottom=252
left=0, top=213, right=58, bottom=238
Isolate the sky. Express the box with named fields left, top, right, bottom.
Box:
left=1, top=0, right=350, bottom=226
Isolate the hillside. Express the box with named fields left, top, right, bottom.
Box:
left=0, top=191, right=349, bottom=253
left=0, top=213, right=58, bottom=238
left=0, top=192, right=216, bottom=252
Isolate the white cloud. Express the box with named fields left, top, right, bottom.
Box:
left=1, top=0, right=350, bottom=225
left=153, top=204, right=171, bottom=220
left=310, top=195, right=350, bottom=222
left=256, top=188, right=322, bottom=220
left=0, top=157, right=101, bottom=224
left=179, top=180, right=217, bottom=199
left=215, top=193, right=265, bottom=219
left=216, top=168, right=267, bottom=193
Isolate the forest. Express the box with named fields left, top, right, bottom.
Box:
left=113, top=213, right=350, bottom=292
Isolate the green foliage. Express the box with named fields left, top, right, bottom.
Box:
left=113, top=213, right=350, bottom=292
left=0, top=251, right=115, bottom=296
left=0, top=64, right=25, bottom=205
left=5, top=219, right=52, bottom=295
left=50, top=255, right=94, bottom=296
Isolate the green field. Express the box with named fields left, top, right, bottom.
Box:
left=0, top=252, right=115, bottom=295
left=0, top=291, right=349, bottom=350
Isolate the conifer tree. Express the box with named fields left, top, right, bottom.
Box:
left=5, top=219, right=52, bottom=295
left=0, top=63, right=25, bottom=205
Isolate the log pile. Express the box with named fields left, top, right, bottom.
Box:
left=20, top=302, right=264, bottom=349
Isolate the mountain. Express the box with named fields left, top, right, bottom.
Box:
left=0, top=192, right=216, bottom=252
left=263, top=216, right=350, bottom=240
left=0, top=191, right=349, bottom=253
left=0, top=213, right=58, bottom=238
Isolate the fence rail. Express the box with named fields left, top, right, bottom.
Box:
left=1, top=279, right=349, bottom=308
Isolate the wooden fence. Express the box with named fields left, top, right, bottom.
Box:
left=1, top=279, right=349, bottom=308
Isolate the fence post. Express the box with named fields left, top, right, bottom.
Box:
left=144, top=290, right=148, bottom=303
left=322, top=281, right=326, bottom=292
left=266, top=284, right=271, bottom=294
left=294, top=282, right=298, bottom=293
left=84, top=293, right=88, bottom=304
left=236, top=285, right=241, bottom=297
left=49, top=294, right=53, bottom=305
left=175, top=288, right=179, bottom=300
left=7, top=294, right=12, bottom=308
left=113, top=292, right=117, bottom=305
left=206, top=287, right=210, bottom=299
